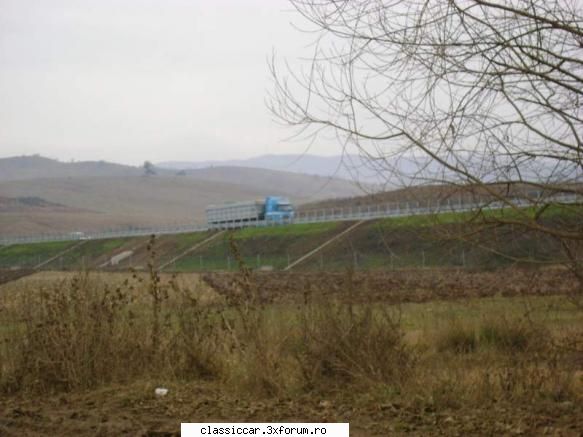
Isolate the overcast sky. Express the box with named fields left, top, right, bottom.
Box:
left=0, top=0, right=335, bottom=165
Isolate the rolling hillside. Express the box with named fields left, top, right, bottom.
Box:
left=177, top=166, right=363, bottom=199
left=0, top=156, right=365, bottom=236
left=0, top=156, right=143, bottom=182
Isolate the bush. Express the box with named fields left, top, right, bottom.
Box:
left=478, top=317, right=543, bottom=352
left=0, top=269, right=225, bottom=393
left=435, top=321, right=477, bottom=354
left=1, top=274, right=148, bottom=392
left=294, top=301, right=413, bottom=389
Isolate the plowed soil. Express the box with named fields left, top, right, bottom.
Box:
left=202, top=267, right=578, bottom=305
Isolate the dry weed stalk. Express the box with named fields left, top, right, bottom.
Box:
left=145, top=235, right=169, bottom=355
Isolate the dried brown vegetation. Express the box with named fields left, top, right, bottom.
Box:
left=0, top=240, right=581, bottom=434
left=203, top=267, right=580, bottom=305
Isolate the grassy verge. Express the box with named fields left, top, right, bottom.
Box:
left=0, top=241, right=76, bottom=268
left=376, top=202, right=583, bottom=228
left=234, top=221, right=339, bottom=239
left=170, top=231, right=213, bottom=252
left=45, top=238, right=128, bottom=269
left=174, top=255, right=291, bottom=272
left=177, top=224, right=349, bottom=272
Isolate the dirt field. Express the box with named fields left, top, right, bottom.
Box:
left=203, top=267, right=579, bottom=305
left=1, top=380, right=581, bottom=436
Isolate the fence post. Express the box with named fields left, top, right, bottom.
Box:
left=422, top=250, right=425, bottom=268
left=462, top=249, right=466, bottom=268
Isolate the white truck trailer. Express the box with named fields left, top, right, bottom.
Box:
left=206, top=196, right=294, bottom=229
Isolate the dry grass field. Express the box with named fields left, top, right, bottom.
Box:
left=0, top=250, right=582, bottom=435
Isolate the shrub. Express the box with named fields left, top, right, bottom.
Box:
left=294, top=301, right=413, bottom=389
left=435, top=321, right=477, bottom=354
left=1, top=273, right=148, bottom=392
left=478, top=317, right=543, bottom=352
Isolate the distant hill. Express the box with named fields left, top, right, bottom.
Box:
left=0, top=156, right=364, bottom=200
left=298, top=182, right=583, bottom=212
left=299, top=185, right=469, bottom=211
left=157, top=154, right=385, bottom=185
left=0, top=155, right=143, bottom=182
left=158, top=153, right=583, bottom=189
left=177, top=166, right=365, bottom=199
left=0, top=156, right=365, bottom=236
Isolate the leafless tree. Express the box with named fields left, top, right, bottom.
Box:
left=270, top=0, right=583, bottom=286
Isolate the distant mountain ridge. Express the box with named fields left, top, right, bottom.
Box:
left=0, top=155, right=365, bottom=197
left=157, top=154, right=384, bottom=185
left=157, top=153, right=583, bottom=188
left=0, top=154, right=378, bottom=186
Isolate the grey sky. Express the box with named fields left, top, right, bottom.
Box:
left=0, top=0, right=332, bottom=165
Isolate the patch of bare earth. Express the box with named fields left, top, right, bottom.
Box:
left=203, top=267, right=578, bottom=305
left=0, top=269, right=36, bottom=286
left=0, top=381, right=581, bottom=436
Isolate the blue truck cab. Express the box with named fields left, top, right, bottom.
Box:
left=264, top=196, right=294, bottom=223
left=206, top=196, right=295, bottom=228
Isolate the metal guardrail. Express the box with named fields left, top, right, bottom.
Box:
left=0, top=223, right=209, bottom=246
left=0, top=192, right=580, bottom=246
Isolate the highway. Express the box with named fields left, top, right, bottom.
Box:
left=0, top=192, right=579, bottom=246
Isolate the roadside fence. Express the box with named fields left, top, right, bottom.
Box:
left=1, top=191, right=579, bottom=246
